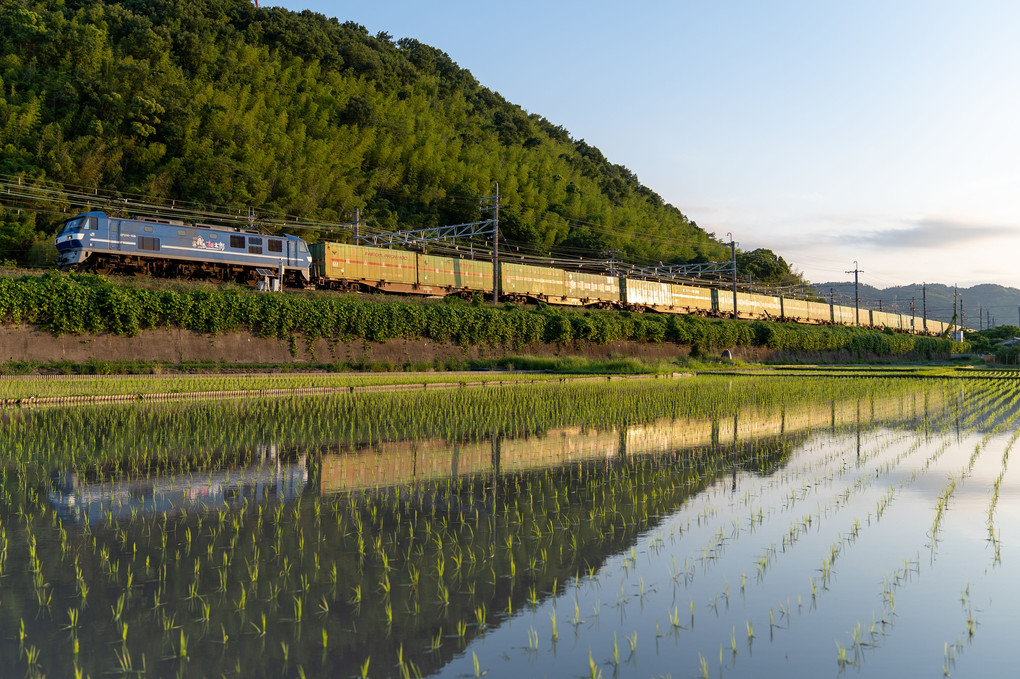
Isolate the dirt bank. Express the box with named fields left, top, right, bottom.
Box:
left=0, top=325, right=951, bottom=367
left=0, top=324, right=714, bottom=365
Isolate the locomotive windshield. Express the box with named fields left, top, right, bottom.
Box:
left=60, top=216, right=95, bottom=233
left=61, top=217, right=85, bottom=233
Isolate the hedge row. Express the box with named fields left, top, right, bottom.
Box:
left=0, top=273, right=965, bottom=356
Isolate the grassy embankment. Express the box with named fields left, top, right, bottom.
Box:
left=0, top=272, right=967, bottom=376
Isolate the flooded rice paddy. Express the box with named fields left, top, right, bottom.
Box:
left=1, top=374, right=1018, bottom=678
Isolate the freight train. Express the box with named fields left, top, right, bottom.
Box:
left=54, top=211, right=949, bottom=335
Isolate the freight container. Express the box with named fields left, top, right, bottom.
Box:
left=564, top=269, right=621, bottom=305
left=500, top=262, right=568, bottom=303
left=780, top=297, right=810, bottom=321
left=832, top=305, right=857, bottom=325
left=870, top=310, right=897, bottom=329
left=417, top=254, right=492, bottom=294
left=621, top=279, right=713, bottom=313
left=311, top=242, right=421, bottom=292
left=735, top=292, right=782, bottom=319
left=806, top=300, right=832, bottom=323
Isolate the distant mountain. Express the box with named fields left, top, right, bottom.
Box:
left=812, top=282, right=1020, bottom=328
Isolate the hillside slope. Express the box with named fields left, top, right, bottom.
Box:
left=0, top=0, right=739, bottom=271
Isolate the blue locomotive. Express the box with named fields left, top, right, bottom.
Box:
left=55, top=211, right=311, bottom=287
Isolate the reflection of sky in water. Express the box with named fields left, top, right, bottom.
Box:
left=436, top=426, right=1020, bottom=678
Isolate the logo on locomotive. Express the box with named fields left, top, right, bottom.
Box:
left=192, top=236, right=225, bottom=251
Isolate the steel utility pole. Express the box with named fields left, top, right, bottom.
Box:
left=489, top=183, right=500, bottom=303
left=846, top=262, right=862, bottom=326
left=954, top=285, right=958, bottom=333
left=728, top=233, right=738, bottom=319
left=961, top=296, right=964, bottom=330
left=979, top=305, right=983, bottom=330
left=603, top=250, right=622, bottom=277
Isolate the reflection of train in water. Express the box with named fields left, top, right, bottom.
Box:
left=55, top=211, right=949, bottom=334
left=48, top=445, right=308, bottom=524
left=319, top=389, right=946, bottom=495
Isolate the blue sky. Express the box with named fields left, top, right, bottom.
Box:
left=267, top=1, right=1020, bottom=288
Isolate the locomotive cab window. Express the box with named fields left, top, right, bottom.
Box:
left=61, top=218, right=84, bottom=233
left=230, top=235, right=245, bottom=248
left=268, top=239, right=282, bottom=253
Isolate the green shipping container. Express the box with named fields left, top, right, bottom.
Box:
left=501, top=262, right=566, bottom=301
left=312, top=242, right=417, bottom=285
left=871, top=310, right=895, bottom=328
left=622, top=279, right=712, bottom=312
left=832, top=305, right=857, bottom=325
left=736, top=292, right=782, bottom=319
left=781, top=297, right=810, bottom=320
left=418, top=255, right=492, bottom=292
left=564, top=270, right=620, bottom=303
left=806, top=300, right=831, bottom=323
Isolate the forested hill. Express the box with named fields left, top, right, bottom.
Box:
left=0, top=0, right=755, bottom=273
